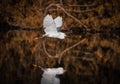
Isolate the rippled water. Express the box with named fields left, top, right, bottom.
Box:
left=0, top=24, right=120, bottom=84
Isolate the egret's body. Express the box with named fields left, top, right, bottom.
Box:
left=43, top=14, right=66, bottom=39
left=41, top=67, right=65, bottom=84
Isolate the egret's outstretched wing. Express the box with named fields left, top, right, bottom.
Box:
left=43, top=14, right=58, bottom=33
left=43, top=14, right=54, bottom=28
left=54, top=16, right=62, bottom=30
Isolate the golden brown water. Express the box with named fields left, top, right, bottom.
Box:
left=0, top=0, right=120, bottom=84
left=0, top=24, right=120, bottom=84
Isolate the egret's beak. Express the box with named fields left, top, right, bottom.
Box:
left=34, top=37, right=39, bottom=40
left=33, top=64, right=38, bottom=67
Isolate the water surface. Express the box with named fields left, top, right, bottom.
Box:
left=0, top=26, right=120, bottom=84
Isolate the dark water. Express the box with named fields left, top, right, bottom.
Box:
left=0, top=24, right=120, bottom=84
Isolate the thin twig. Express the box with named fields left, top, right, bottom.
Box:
left=58, top=38, right=86, bottom=63
left=60, top=0, right=63, bottom=5
left=57, top=4, right=88, bottom=28
left=44, top=4, right=88, bottom=29
left=44, top=4, right=55, bottom=17
left=42, top=38, right=86, bottom=64
left=48, top=8, right=96, bottom=13
left=7, top=21, right=41, bottom=29
left=68, top=4, right=96, bottom=7
left=60, top=39, right=86, bottom=56
left=43, top=40, right=59, bottom=58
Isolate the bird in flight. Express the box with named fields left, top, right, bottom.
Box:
left=43, top=14, right=66, bottom=39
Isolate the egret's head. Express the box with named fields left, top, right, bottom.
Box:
left=58, top=32, right=66, bottom=39
left=56, top=67, right=65, bottom=74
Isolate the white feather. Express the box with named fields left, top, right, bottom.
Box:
left=54, top=16, right=62, bottom=28
left=43, top=14, right=66, bottom=39
left=41, top=67, right=65, bottom=84
left=43, top=15, right=54, bottom=28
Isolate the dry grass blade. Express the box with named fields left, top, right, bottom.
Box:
left=42, top=38, right=86, bottom=64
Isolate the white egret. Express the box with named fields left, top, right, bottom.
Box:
left=43, top=14, right=66, bottom=39
left=40, top=67, right=65, bottom=84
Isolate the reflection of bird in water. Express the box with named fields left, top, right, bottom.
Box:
left=43, top=14, right=66, bottom=39
left=39, top=66, right=65, bottom=84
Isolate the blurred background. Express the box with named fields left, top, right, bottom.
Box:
left=0, top=0, right=120, bottom=84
